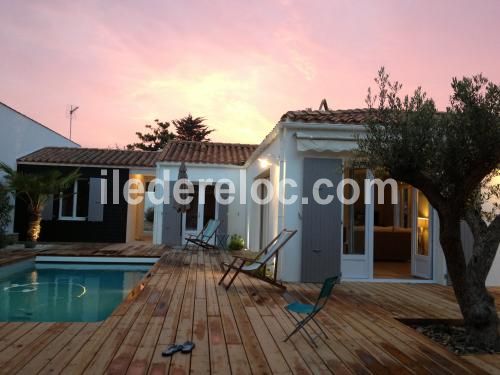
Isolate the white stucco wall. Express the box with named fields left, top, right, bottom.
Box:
left=245, top=136, right=282, bottom=251
left=0, top=102, right=79, bottom=233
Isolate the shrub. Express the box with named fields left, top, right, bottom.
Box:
left=228, top=234, right=245, bottom=251
left=0, top=183, right=12, bottom=249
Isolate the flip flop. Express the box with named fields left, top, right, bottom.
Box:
left=161, top=344, right=183, bottom=357
left=181, top=341, right=195, bottom=353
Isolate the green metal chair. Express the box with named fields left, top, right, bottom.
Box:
left=284, top=275, right=340, bottom=347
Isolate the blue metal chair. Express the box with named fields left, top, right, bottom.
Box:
left=284, top=275, right=339, bottom=347
left=184, top=219, right=220, bottom=250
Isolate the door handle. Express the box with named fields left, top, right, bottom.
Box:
left=312, top=249, right=321, bottom=254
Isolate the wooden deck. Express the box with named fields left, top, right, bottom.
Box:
left=0, top=244, right=499, bottom=374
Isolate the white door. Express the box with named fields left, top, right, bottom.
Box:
left=411, top=188, right=433, bottom=279
left=341, top=168, right=374, bottom=279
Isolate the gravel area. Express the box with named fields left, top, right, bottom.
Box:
left=410, top=322, right=500, bottom=355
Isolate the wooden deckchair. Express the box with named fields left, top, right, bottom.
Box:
left=184, top=219, right=220, bottom=250
left=218, top=229, right=297, bottom=290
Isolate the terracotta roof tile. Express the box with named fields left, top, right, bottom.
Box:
left=280, top=108, right=373, bottom=124
left=17, top=147, right=161, bottom=167
left=17, top=141, right=259, bottom=168
left=159, top=141, right=258, bottom=166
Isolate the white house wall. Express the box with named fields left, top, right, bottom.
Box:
left=244, top=136, right=282, bottom=252
left=0, top=103, right=78, bottom=169
left=487, top=250, right=500, bottom=286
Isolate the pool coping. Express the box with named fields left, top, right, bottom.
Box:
left=35, top=255, right=160, bottom=264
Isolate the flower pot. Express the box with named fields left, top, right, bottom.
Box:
left=24, top=241, right=36, bottom=249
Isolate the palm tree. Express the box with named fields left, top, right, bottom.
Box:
left=0, top=163, right=79, bottom=247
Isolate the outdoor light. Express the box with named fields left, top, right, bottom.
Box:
left=258, top=158, right=272, bottom=168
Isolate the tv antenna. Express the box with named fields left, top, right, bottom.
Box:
left=68, top=105, right=79, bottom=140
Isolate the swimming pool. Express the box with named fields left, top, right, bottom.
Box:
left=0, top=260, right=152, bottom=322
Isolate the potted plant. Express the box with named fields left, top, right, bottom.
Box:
left=227, top=234, right=245, bottom=251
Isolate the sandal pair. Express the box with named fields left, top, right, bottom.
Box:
left=162, top=341, right=195, bottom=357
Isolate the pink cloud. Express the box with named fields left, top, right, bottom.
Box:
left=0, top=0, right=499, bottom=147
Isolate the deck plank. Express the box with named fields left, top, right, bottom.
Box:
left=0, top=245, right=498, bottom=374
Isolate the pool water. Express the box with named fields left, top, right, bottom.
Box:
left=0, top=260, right=150, bottom=322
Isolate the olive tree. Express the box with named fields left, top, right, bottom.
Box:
left=358, top=68, right=500, bottom=349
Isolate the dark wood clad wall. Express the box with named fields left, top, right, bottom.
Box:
left=14, top=165, right=129, bottom=243
left=301, top=158, right=343, bottom=282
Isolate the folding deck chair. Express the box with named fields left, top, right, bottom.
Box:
left=283, top=275, right=339, bottom=347
left=218, top=229, right=297, bottom=290
left=184, top=219, right=220, bottom=250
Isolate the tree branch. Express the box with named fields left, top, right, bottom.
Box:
left=467, top=212, right=500, bottom=281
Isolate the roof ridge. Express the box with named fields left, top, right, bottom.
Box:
left=32, top=146, right=161, bottom=154
left=280, top=107, right=373, bottom=124
left=168, top=139, right=258, bottom=147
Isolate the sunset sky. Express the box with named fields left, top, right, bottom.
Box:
left=1, top=0, right=499, bottom=148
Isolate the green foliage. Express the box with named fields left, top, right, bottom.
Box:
left=0, top=183, right=12, bottom=248
left=0, top=162, right=79, bottom=244
left=173, top=114, right=214, bottom=142
left=127, top=115, right=215, bottom=150
left=359, top=68, right=500, bottom=214
left=0, top=163, right=80, bottom=214
left=228, top=234, right=245, bottom=251
left=127, top=119, right=177, bottom=151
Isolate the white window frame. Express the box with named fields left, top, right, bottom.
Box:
left=58, top=180, right=87, bottom=221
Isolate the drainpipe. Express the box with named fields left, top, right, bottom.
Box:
left=277, top=124, right=286, bottom=232
left=275, top=125, right=287, bottom=280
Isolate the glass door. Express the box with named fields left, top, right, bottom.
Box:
left=411, top=189, right=433, bottom=279
left=182, top=184, right=218, bottom=244
left=341, top=167, right=373, bottom=278
left=182, top=185, right=200, bottom=240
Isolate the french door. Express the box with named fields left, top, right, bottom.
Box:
left=182, top=185, right=218, bottom=243
left=340, top=168, right=374, bottom=279
left=411, top=189, right=433, bottom=279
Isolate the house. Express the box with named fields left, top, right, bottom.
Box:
left=14, top=142, right=257, bottom=244
left=14, top=109, right=500, bottom=286
left=0, top=101, right=79, bottom=233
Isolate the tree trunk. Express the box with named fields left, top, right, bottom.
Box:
left=26, top=208, right=42, bottom=244
left=439, top=214, right=500, bottom=350
left=461, top=281, right=499, bottom=349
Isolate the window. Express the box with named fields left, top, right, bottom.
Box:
left=59, top=179, right=89, bottom=220
left=343, top=168, right=366, bottom=255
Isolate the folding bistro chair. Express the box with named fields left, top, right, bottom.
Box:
left=284, top=275, right=339, bottom=347
left=184, top=219, right=220, bottom=250
left=218, top=229, right=297, bottom=290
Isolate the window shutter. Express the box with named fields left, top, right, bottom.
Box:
left=41, top=195, right=54, bottom=220
left=88, top=178, right=104, bottom=222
